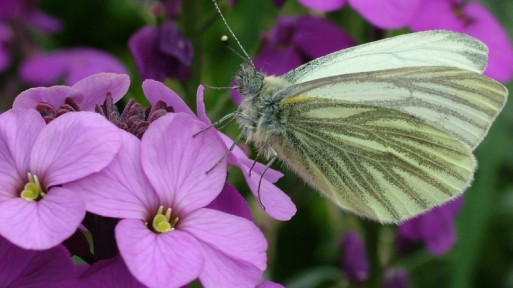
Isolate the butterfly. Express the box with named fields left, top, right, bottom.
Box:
left=228, top=30, right=508, bottom=223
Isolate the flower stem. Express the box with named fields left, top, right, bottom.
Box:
left=363, top=221, right=383, bottom=288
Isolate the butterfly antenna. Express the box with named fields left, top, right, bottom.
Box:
left=212, top=0, right=254, bottom=68
left=221, top=35, right=249, bottom=64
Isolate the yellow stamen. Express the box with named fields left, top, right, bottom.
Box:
left=20, top=173, right=45, bottom=201
left=152, top=206, right=179, bottom=233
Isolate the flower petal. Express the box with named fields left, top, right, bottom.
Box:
left=207, top=183, right=253, bottom=221
left=293, top=15, right=355, bottom=59
left=30, top=112, right=121, bottom=186
left=297, top=0, right=347, bottom=12
left=181, top=208, right=267, bottom=288
left=218, top=134, right=296, bottom=221
left=78, top=255, right=145, bottom=288
left=141, top=113, right=227, bottom=214
left=65, top=131, right=158, bottom=219
left=254, top=43, right=303, bottom=77
left=0, top=109, right=45, bottom=200
left=19, top=49, right=128, bottom=86
left=349, top=0, right=422, bottom=29
left=72, top=73, right=130, bottom=110
left=19, top=51, right=71, bottom=86
left=116, top=218, right=204, bottom=288
left=0, top=237, right=76, bottom=287
left=195, top=85, right=210, bottom=124
left=340, top=231, right=369, bottom=283
left=12, top=86, right=84, bottom=110
left=142, top=79, right=195, bottom=116
left=0, top=187, right=86, bottom=250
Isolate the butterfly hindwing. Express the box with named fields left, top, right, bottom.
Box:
left=271, top=95, right=475, bottom=223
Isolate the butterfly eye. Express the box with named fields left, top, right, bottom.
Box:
left=235, top=64, right=265, bottom=97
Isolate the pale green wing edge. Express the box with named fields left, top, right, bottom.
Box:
left=279, top=66, right=508, bottom=150
left=271, top=97, right=476, bottom=223
left=283, top=30, right=488, bottom=84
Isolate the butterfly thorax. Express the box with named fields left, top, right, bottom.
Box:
left=234, top=63, right=291, bottom=158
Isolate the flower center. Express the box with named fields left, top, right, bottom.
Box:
left=36, top=97, right=81, bottom=123
left=96, top=94, right=174, bottom=139
left=20, top=173, right=45, bottom=201
left=149, top=206, right=179, bottom=233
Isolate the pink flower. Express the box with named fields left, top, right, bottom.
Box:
left=19, top=48, right=128, bottom=86
left=0, top=235, right=77, bottom=287
left=13, top=72, right=130, bottom=114
left=66, top=113, right=267, bottom=288
left=0, top=109, right=122, bottom=250
left=409, top=0, right=513, bottom=82
left=142, top=80, right=297, bottom=221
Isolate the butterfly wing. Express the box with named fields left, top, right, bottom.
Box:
left=283, top=30, right=488, bottom=84
left=270, top=67, right=506, bottom=223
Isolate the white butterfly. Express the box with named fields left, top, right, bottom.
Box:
left=230, top=30, right=507, bottom=223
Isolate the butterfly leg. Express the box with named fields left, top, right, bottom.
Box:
left=193, top=111, right=237, bottom=137
left=257, top=145, right=278, bottom=210
left=206, top=131, right=245, bottom=174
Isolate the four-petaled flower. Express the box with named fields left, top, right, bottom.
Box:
left=66, top=113, right=268, bottom=288
left=0, top=109, right=122, bottom=249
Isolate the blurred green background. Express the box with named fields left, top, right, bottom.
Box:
left=3, top=0, right=513, bottom=287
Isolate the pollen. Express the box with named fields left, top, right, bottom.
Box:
left=20, top=173, right=45, bottom=201
left=151, top=206, right=179, bottom=233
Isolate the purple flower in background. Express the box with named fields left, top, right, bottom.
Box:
left=0, top=109, right=121, bottom=250
left=142, top=80, right=296, bottom=221
left=0, top=0, right=61, bottom=73
left=348, top=0, right=423, bottom=29
left=0, top=235, right=77, bottom=287
left=297, top=0, right=347, bottom=12
left=19, top=48, right=128, bottom=86
left=271, top=0, right=286, bottom=8
left=397, top=198, right=463, bottom=256
left=0, top=0, right=62, bottom=34
left=339, top=231, right=369, bottom=284
left=129, top=21, right=192, bottom=81
left=409, top=0, right=513, bottom=82
left=384, top=268, right=409, bottom=288
left=254, top=15, right=355, bottom=77
left=0, top=23, right=13, bottom=72
left=66, top=114, right=267, bottom=288
left=230, top=15, right=357, bottom=105
left=78, top=255, right=145, bottom=288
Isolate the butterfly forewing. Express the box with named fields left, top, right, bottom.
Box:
left=271, top=97, right=475, bottom=223
left=283, top=30, right=488, bottom=84
left=279, top=66, right=507, bottom=150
